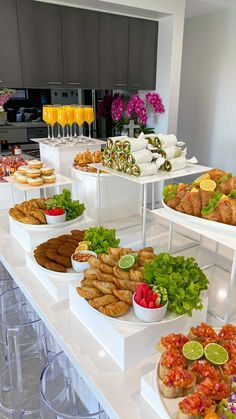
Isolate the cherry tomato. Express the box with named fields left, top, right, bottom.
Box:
left=204, top=413, right=219, bottom=419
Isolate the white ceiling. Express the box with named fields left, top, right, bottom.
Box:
left=185, top=0, right=236, bottom=18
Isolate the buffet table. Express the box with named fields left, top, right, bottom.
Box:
left=90, top=163, right=211, bottom=247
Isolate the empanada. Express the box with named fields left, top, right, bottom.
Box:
left=130, top=269, right=143, bottom=282
left=84, top=269, right=99, bottom=280
left=88, top=256, right=101, bottom=269
left=80, top=278, right=97, bottom=288
left=76, top=287, right=102, bottom=299
left=97, top=272, right=116, bottom=283
left=93, top=281, right=116, bottom=295
left=98, top=301, right=130, bottom=317
left=88, top=295, right=118, bottom=309
left=113, top=266, right=130, bottom=280
left=114, top=279, right=142, bottom=293
left=21, top=216, right=40, bottom=225
left=99, top=254, right=116, bottom=267
left=29, top=209, right=46, bottom=224
left=112, top=289, right=133, bottom=305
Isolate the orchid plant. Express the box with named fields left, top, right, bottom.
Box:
left=0, top=88, right=15, bottom=113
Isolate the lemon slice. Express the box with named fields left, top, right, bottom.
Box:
left=194, top=173, right=210, bottom=185
left=79, top=241, right=91, bottom=247
left=204, top=343, right=229, bottom=365
left=75, top=244, right=89, bottom=252
left=200, top=179, right=216, bottom=192
left=182, top=341, right=204, bottom=361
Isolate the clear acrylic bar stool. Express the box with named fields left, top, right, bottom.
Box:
left=0, top=278, right=15, bottom=295
left=40, top=351, right=107, bottom=419
left=0, top=287, right=50, bottom=418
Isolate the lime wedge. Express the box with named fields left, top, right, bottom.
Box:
left=118, top=254, right=135, bottom=270
left=182, top=341, right=204, bottom=361
left=204, top=343, right=229, bottom=366
left=130, top=253, right=138, bottom=262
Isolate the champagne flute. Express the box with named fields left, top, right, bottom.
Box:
left=42, top=105, right=51, bottom=140
left=57, top=107, right=68, bottom=144
left=84, top=106, right=95, bottom=139
left=47, top=105, right=58, bottom=144
left=74, top=106, right=85, bottom=143
left=65, top=105, right=75, bottom=141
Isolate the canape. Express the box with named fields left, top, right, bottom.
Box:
left=157, top=333, right=189, bottom=353
left=196, top=377, right=231, bottom=401
left=177, top=392, right=216, bottom=419
left=188, top=323, right=217, bottom=346
left=220, top=359, right=236, bottom=386
left=190, top=360, right=220, bottom=383
left=160, top=367, right=196, bottom=398
left=159, top=348, right=187, bottom=380
left=218, top=324, right=236, bottom=344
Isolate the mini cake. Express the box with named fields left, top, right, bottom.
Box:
left=41, top=167, right=54, bottom=176
left=17, top=174, right=28, bottom=184
left=28, top=160, right=43, bottom=169
left=27, top=177, right=44, bottom=187
left=26, top=168, right=41, bottom=178
left=17, top=165, right=28, bottom=175
left=42, top=174, right=56, bottom=184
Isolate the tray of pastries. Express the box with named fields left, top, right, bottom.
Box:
left=13, top=160, right=56, bottom=186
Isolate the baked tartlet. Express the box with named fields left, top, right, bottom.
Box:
left=27, top=177, right=44, bottom=187
left=17, top=165, right=28, bottom=175
left=28, top=160, right=43, bottom=169
left=42, top=174, right=56, bottom=184
left=41, top=167, right=54, bottom=176
left=26, top=168, right=41, bottom=178
left=17, top=174, right=28, bottom=184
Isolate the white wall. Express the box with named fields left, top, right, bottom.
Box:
left=178, top=7, right=236, bottom=172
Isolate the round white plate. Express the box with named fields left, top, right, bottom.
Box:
left=36, top=262, right=83, bottom=280
left=80, top=296, right=184, bottom=329
left=9, top=212, right=85, bottom=231
left=162, top=199, right=236, bottom=237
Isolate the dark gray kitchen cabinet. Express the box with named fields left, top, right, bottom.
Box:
left=100, top=13, right=129, bottom=89
left=128, top=18, right=158, bottom=90
left=0, top=0, right=22, bottom=87
left=62, top=7, right=99, bottom=88
left=17, top=0, right=63, bottom=88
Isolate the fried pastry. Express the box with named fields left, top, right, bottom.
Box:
left=76, top=287, right=102, bottom=299
left=21, top=216, right=40, bottom=225
left=114, top=279, right=141, bottom=292
left=35, top=255, right=52, bottom=267
left=29, top=209, right=46, bottom=224
left=93, top=281, right=116, bottom=295
left=88, top=256, right=101, bottom=269
left=112, top=289, right=133, bottom=305
left=141, top=247, right=154, bottom=253
left=113, top=266, right=130, bottom=280
left=37, top=198, right=47, bottom=209
left=98, top=301, right=130, bottom=317
left=45, top=261, right=67, bottom=273
left=88, top=295, right=118, bottom=309
left=97, top=272, right=116, bottom=283
left=70, top=230, right=85, bottom=241
left=80, top=278, right=97, bottom=288
left=84, top=269, right=99, bottom=280
left=99, top=254, right=116, bottom=267
left=9, top=207, right=25, bottom=221
left=130, top=269, right=144, bottom=282
left=45, top=251, right=72, bottom=268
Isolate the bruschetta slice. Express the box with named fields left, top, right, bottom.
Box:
left=159, top=349, right=187, bottom=380
left=157, top=333, right=189, bottom=353
left=188, top=323, right=217, bottom=346
left=177, top=392, right=216, bottom=419
left=160, top=367, right=196, bottom=399
left=190, top=359, right=220, bottom=383
left=218, top=324, right=236, bottom=345
left=196, top=377, right=231, bottom=401
left=220, top=359, right=236, bottom=386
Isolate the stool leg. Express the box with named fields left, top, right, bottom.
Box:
left=6, top=328, right=23, bottom=414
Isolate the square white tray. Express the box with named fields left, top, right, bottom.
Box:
left=26, top=252, right=83, bottom=301
left=9, top=214, right=94, bottom=252
left=69, top=283, right=208, bottom=369
left=141, top=369, right=170, bottom=419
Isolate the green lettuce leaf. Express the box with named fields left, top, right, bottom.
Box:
left=201, top=191, right=223, bottom=215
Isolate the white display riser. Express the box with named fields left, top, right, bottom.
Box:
left=71, top=167, right=142, bottom=223
left=39, top=141, right=104, bottom=178
left=69, top=284, right=208, bottom=370
left=141, top=370, right=167, bottom=419
left=9, top=214, right=94, bottom=252
left=0, top=182, right=41, bottom=209
left=26, top=252, right=83, bottom=301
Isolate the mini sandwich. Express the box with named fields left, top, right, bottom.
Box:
left=26, top=168, right=41, bottom=179
left=28, top=159, right=43, bottom=169
left=42, top=174, right=56, bottom=184
left=160, top=367, right=196, bottom=398
left=17, top=165, right=28, bottom=175
left=41, top=167, right=54, bottom=176
left=27, top=177, right=44, bottom=187
left=177, top=392, right=216, bottom=419
left=17, top=174, right=28, bottom=184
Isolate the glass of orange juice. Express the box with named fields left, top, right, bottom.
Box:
left=84, top=106, right=95, bottom=138
left=57, top=107, right=68, bottom=143
left=47, top=105, right=58, bottom=142
left=74, top=106, right=85, bottom=142
left=65, top=105, right=76, bottom=140
left=42, top=105, right=51, bottom=139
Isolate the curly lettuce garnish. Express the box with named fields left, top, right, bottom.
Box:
left=229, top=190, right=236, bottom=199
left=201, top=191, right=223, bottom=215
left=163, top=184, right=178, bottom=200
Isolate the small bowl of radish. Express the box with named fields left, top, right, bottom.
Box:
left=45, top=207, right=66, bottom=224
left=133, top=283, right=168, bottom=322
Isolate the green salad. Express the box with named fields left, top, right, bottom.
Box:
left=84, top=226, right=120, bottom=255
left=144, top=253, right=209, bottom=316
left=45, top=189, right=85, bottom=221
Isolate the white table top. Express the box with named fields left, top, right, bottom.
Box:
left=153, top=207, right=236, bottom=250
left=3, top=173, right=72, bottom=191
left=90, top=163, right=211, bottom=185
left=32, top=137, right=106, bottom=149
left=0, top=214, right=159, bottom=419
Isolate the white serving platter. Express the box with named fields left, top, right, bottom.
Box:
left=9, top=212, right=85, bottom=231
left=69, top=283, right=208, bottom=369
left=32, top=253, right=82, bottom=280
left=162, top=200, right=236, bottom=237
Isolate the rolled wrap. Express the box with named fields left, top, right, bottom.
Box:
left=107, top=136, right=128, bottom=151
left=161, top=156, right=187, bottom=172
left=145, top=134, right=178, bottom=150
left=132, top=163, right=158, bottom=177
left=127, top=149, right=153, bottom=164
left=122, top=138, right=148, bottom=154
left=158, top=146, right=182, bottom=159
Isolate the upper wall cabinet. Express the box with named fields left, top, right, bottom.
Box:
left=17, top=0, right=63, bottom=88
left=62, top=7, right=99, bottom=88
left=128, top=18, right=158, bottom=90
left=100, top=13, right=129, bottom=90
left=0, top=0, right=22, bottom=87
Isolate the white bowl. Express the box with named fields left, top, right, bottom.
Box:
left=71, top=251, right=97, bottom=273
left=45, top=212, right=66, bottom=224
left=132, top=294, right=168, bottom=323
